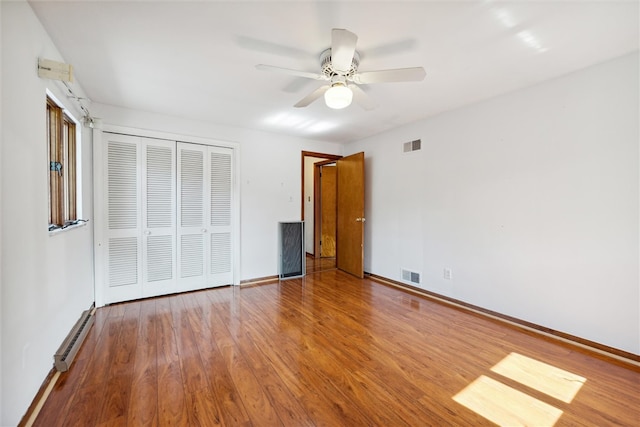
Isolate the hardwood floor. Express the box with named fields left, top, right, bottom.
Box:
left=34, top=270, right=639, bottom=426
left=305, top=255, right=336, bottom=274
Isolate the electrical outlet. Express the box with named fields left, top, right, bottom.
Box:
left=444, top=268, right=452, bottom=280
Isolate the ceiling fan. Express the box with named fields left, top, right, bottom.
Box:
left=256, top=28, right=426, bottom=110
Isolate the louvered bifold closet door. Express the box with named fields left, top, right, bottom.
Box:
left=104, top=133, right=142, bottom=303
left=177, top=143, right=234, bottom=291
left=177, top=143, right=207, bottom=290
left=141, top=138, right=177, bottom=298
left=208, top=146, right=233, bottom=286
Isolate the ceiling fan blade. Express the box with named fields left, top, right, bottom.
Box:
left=364, top=38, right=418, bottom=59
left=294, top=85, right=330, bottom=108
left=354, top=67, right=426, bottom=84
left=237, top=35, right=315, bottom=60
left=331, top=28, right=358, bottom=73
left=256, top=64, right=324, bottom=80
left=349, top=85, right=377, bottom=111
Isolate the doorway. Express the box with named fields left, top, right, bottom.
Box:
left=301, top=151, right=366, bottom=278
left=315, top=161, right=337, bottom=258
left=301, top=151, right=341, bottom=273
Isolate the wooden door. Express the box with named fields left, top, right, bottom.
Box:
left=336, top=152, right=365, bottom=278
left=320, top=165, right=337, bottom=257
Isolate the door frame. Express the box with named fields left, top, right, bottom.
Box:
left=314, top=159, right=338, bottom=258
left=300, top=151, right=342, bottom=257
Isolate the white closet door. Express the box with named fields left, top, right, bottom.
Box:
left=208, top=146, right=234, bottom=286
left=141, top=138, right=176, bottom=298
left=177, top=143, right=207, bottom=290
left=177, top=143, right=234, bottom=290
left=101, top=135, right=235, bottom=304
left=104, top=133, right=142, bottom=303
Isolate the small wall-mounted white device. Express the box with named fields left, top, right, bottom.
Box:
left=38, top=58, right=73, bottom=82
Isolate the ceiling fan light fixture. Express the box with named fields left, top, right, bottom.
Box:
left=324, top=83, right=352, bottom=109
left=257, top=29, right=425, bottom=110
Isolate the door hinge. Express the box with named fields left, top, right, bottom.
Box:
left=50, top=161, right=63, bottom=176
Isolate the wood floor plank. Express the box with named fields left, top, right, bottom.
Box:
left=169, top=295, right=210, bottom=394
left=56, top=307, right=125, bottom=426
left=127, top=298, right=159, bottom=427
left=34, top=270, right=640, bottom=426
left=156, top=296, right=190, bottom=426
left=185, top=389, right=224, bottom=427
left=56, top=382, right=104, bottom=427
left=97, top=303, right=141, bottom=425
left=180, top=291, right=252, bottom=426
left=232, top=285, right=380, bottom=426
left=250, top=279, right=458, bottom=425
left=203, top=290, right=283, bottom=426
left=82, top=308, right=124, bottom=389
left=206, top=291, right=315, bottom=427
left=157, top=361, right=189, bottom=426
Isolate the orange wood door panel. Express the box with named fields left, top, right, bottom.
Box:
left=320, top=165, right=337, bottom=257
left=336, top=152, right=365, bottom=278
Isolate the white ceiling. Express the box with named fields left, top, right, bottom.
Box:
left=29, top=1, right=639, bottom=143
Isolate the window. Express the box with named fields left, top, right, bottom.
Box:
left=47, top=95, right=79, bottom=229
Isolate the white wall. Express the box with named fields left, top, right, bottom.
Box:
left=1, top=1, right=96, bottom=425
left=91, top=104, right=342, bottom=282
left=0, top=1, right=3, bottom=422
left=346, top=52, right=639, bottom=355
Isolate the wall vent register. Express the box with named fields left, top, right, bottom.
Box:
left=403, top=139, right=422, bottom=153
left=402, top=268, right=421, bottom=284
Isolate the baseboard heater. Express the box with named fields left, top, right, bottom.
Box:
left=54, top=304, right=95, bottom=372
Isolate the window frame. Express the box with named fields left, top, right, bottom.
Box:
left=47, top=94, right=81, bottom=230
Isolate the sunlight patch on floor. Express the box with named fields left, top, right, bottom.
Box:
left=453, top=352, right=588, bottom=426
left=453, top=375, right=564, bottom=426
left=491, top=352, right=586, bottom=403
